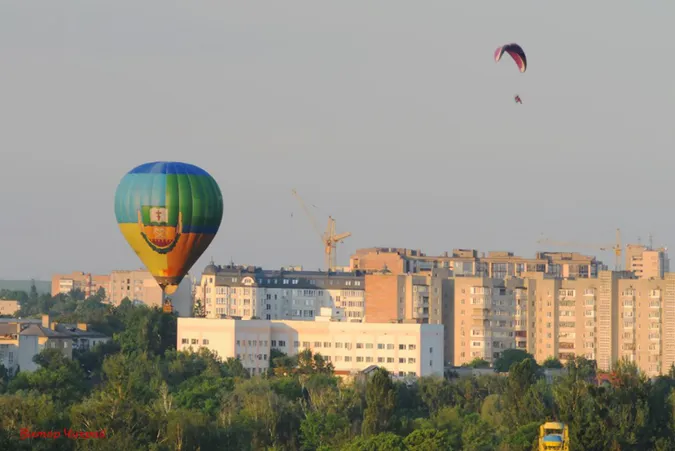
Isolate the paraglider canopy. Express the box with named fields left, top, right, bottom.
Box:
left=494, top=43, right=527, bottom=73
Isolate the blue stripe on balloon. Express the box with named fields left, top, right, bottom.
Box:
left=114, top=174, right=167, bottom=224
left=127, top=161, right=211, bottom=176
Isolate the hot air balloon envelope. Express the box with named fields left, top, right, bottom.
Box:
left=114, top=161, right=223, bottom=295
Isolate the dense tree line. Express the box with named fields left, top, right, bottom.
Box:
left=2, top=289, right=675, bottom=449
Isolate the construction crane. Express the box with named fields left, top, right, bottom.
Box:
left=536, top=228, right=623, bottom=270
left=291, top=189, right=352, bottom=272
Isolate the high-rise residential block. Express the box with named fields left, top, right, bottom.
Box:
left=196, top=264, right=365, bottom=322
left=350, top=247, right=605, bottom=279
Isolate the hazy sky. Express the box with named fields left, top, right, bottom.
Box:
left=1, top=1, right=674, bottom=280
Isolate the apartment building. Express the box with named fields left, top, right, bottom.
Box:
left=0, top=315, right=110, bottom=374
left=625, top=244, right=670, bottom=279
left=350, top=247, right=605, bottom=279
left=477, top=271, right=675, bottom=378
left=109, top=269, right=193, bottom=316
left=196, top=264, right=366, bottom=322
left=363, top=268, right=454, bottom=362
left=453, top=277, right=520, bottom=366
left=109, top=269, right=163, bottom=306
left=0, top=300, right=19, bottom=316
left=177, top=316, right=444, bottom=378
left=51, top=272, right=110, bottom=298
left=616, top=275, right=675, bottom=375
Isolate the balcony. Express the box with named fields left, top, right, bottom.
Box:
left=472, top=308, right=490, bottom=320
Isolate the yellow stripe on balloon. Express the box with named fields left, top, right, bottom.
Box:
left=118, top=223, right=169, bottom=276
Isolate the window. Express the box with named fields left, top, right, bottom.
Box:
left=191, top=339, right=198, bottom=345
left=356, top=357, right=364, bottom=362
left=399, top=344, right=406, bottom=350
left=181, top=338, right=188, bottom=344
left=387, top=344, right=394, bottom=350
left=314, top=342, right=322, bottom=348
left=399, top=358, right=405, bottom=363
left=408, top=358, right=416, bottom=364
left=378, top=357, right=384, bottom=363
left=387, top=357, right=394, bottom=363
left=203, top=339, right=209, bottom=345
left=408, top=344, right=416, bottom=350
left=271, top=340, right=277, bottom=347
left=278, top=340, right=286, bottom=347
left=366, top=343, right=373, bottom=349
left=323, top=342, right=331, bottom=348
left=356, top=343, right=364, bottom=349
left=345, top=356, right=352, bottom=362
left=377, top=344, right=385, bottom=350
left=366, top=357, right=373, bottom=362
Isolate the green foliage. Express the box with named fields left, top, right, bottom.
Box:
left=463, top=357, right=490, bottom=368
left=362, top=368, right=397, bottom=437
left=343, top=432, right=407, bottom=451
left=404, top=428, right=454, bottom=450
left=542, top=357, right=563, bottom=369
left=494, top=349, right=536, bottom=373
left=4, top=289, right=675, bottom=449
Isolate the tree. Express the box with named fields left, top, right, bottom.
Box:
left=542, top=357, right=563, bottom=369
left=96, top=286, right=107, bottom=301
left=343, top=432, right=407, bottom=451
left=404, top=428, right=454, bottom=450
left=463, top=358, right=490, bottom=369
left=418, top=376, right=457, bottom=415
left=193, top=298, right=206, bottom=317
left=114, top=305, right=177, bottom=356
left=501, top=358, right=542, bottom=428
left=494, top=349, right=535, bottom=373
left=362, top=368, right=397, bottom=437
left=300, top=410, right=350, bottom=450
left=8, top=348, right=88, bottom=405
left=461, top=413, right=497, bottom=451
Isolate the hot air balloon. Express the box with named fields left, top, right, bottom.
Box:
left=114, top=161, right=224, bottom=305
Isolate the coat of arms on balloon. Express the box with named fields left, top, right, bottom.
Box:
left=138, top=206, right=183, bottom=254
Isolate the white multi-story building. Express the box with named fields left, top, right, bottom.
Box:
left=177, top=316, right=444, bottom=378
left=196, top=264, right=366, bottom=322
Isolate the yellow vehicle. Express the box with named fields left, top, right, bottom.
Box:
left=539, top=422, right=569, bottom=451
